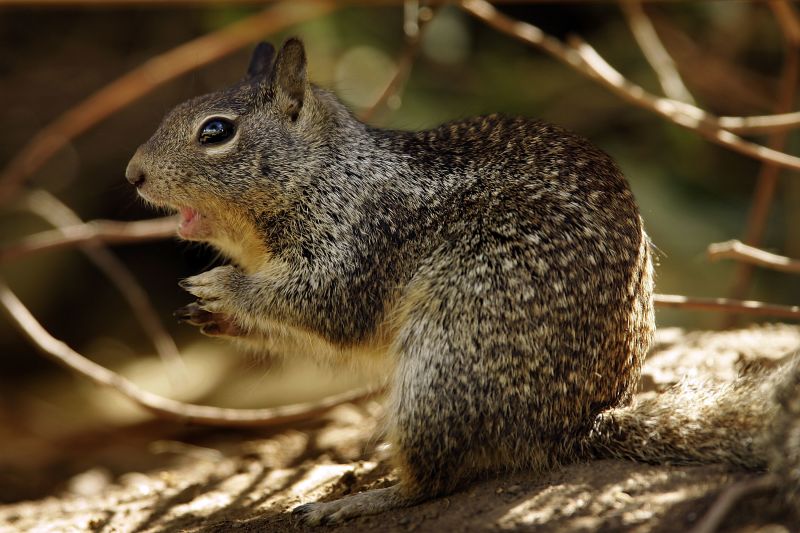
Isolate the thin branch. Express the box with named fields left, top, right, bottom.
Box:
left=717, top=111, right=800, bottom=134
left=0, top=0, right=338, bottom=205
left=690, top=474, right=779, bottom=533
left=0, top=215, right=177, bottom=263
left=569, top=40, right=800, bottom=170
left=359, top=5, right=434, bottom=123
left=634, top=10, right=800, bottom=134
left=0, top=277, right=382, bottom=427
left=708, top=240, right=800, bottom=275
left=726, top=0, right=800, bottom=318
left=654, top=294, right=800, bottom=320
left=22, top=190, right=184, bottom=378
left=359, top=38, right=421, bottom=123
left=459, top=0, right=800, bottom=172
left=620, top=0, right=694, bottom=103
left=771, top=0, right=800, bottom=44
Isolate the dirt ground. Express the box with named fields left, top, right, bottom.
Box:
left=1, top=324, right=799, bottom=533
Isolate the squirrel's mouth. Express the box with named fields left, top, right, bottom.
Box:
left=177, top=206, right=212, bottom=240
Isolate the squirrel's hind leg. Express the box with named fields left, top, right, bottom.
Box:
left=292, top=306, right=481, bottom=525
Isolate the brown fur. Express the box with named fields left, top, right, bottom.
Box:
left=126, top=39, right=800, bottom=525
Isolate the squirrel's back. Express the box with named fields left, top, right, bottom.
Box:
left=375, top=114, right=655, bottom=479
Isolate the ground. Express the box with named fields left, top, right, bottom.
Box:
left=1, top=324, right=799, bottom=532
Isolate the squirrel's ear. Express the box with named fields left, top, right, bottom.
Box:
left=270, top=37, right=307, bottom=120
left=246, top=42, right=276, bottom=80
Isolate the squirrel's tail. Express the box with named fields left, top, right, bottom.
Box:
left=585, top=355, right=800, bottom=470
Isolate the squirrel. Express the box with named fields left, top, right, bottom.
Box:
left=125, top=38, right=800, bottom=525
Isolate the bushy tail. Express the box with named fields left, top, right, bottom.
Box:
left=586, top=354, right=800, bottom=472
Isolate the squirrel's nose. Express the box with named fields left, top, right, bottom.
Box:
left=125, top=157, right=147, bottom=188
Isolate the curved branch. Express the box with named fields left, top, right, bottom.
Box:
left=620, top=0, right=694, bottom=103
left=359, top=5, right=435, bottom=122
left=690, top=474, right=779, bottom=533
left=22, top=190, right=183, bottom=377
left=0, top=278, right=381, bottom=427
left=0, top=0, right=337, bottom=205
left=0, top=214, right=177, bottom=263
left=708, top=240, right=800, bottom=275
left=460, top=0, right=800, bottom=171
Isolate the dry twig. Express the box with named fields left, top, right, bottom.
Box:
left=1, top=213, right=177, bottom=262
left=620, top=0, right=694, bottom=103
left=0, top=277, right=381, bottom=427
left=459, top=0, right=800, bottom=171
left=690, top=474, right=779, bottom=533
left=0, top=0, right=337, bottom=205
left=654, top=294, right=800, bottom=320
left=727, top=0, right=800, bottom=310
left=708, top=240, right=800, bottom=275
left=717, top=111, right=800, bottom=135
left=358, top=6, right=434, bottom=123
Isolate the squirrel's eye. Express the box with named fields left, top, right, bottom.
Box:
left=198, top=118, right=235, bottom=145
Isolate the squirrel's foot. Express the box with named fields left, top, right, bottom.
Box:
left=174, top=302, right=243, bottom=337
left=292, top=485, right=415, bottom=526
left=179, top=265, right=242, bottom=315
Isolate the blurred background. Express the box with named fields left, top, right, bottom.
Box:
left=0, top=0, right=797, bottom=503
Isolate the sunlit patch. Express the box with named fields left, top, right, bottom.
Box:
left=497, top=468, right=717, bottom=530
left=173, top=490, right=234, bottom=516
left=291, top=464, right=357, bottom=499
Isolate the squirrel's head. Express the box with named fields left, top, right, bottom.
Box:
left=126, top=38, right=341, bottom=264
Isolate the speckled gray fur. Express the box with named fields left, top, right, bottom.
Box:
left=127, top=39, right=800, bottom=525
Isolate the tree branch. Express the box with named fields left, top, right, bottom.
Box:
left=690, top=474, right=779, bottom=533
left=0, top=277, right=381, bottom=427
left=725, top=0, right=800, bottom=322
left=358, top=6, right=433, bottom=123
left=620, top=0, right=694, bottom=103
left=459, top=0, right=800, bottom=171
left=708, top=240, right=800, bottom=275
left=654, top=294, right=800, bottom=320
left=717, top=111, right=800, bottom=135
left=0, top=214, right=177, bottom=263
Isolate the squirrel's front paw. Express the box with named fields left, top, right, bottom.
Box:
left=179, top=265, right=243, bottom=315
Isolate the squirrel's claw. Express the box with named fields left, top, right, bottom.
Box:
left=174, top=301, right=213, bottom=325
left=292, top=486, right=411, bottom=526
left=292, top=502, right=338, bottom=526
left=291, top=503, right=322, bottom=525
left=174, top=301, right=243, bottom=337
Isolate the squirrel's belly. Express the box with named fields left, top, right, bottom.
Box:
left=254, top=318, right=393, bottom=370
